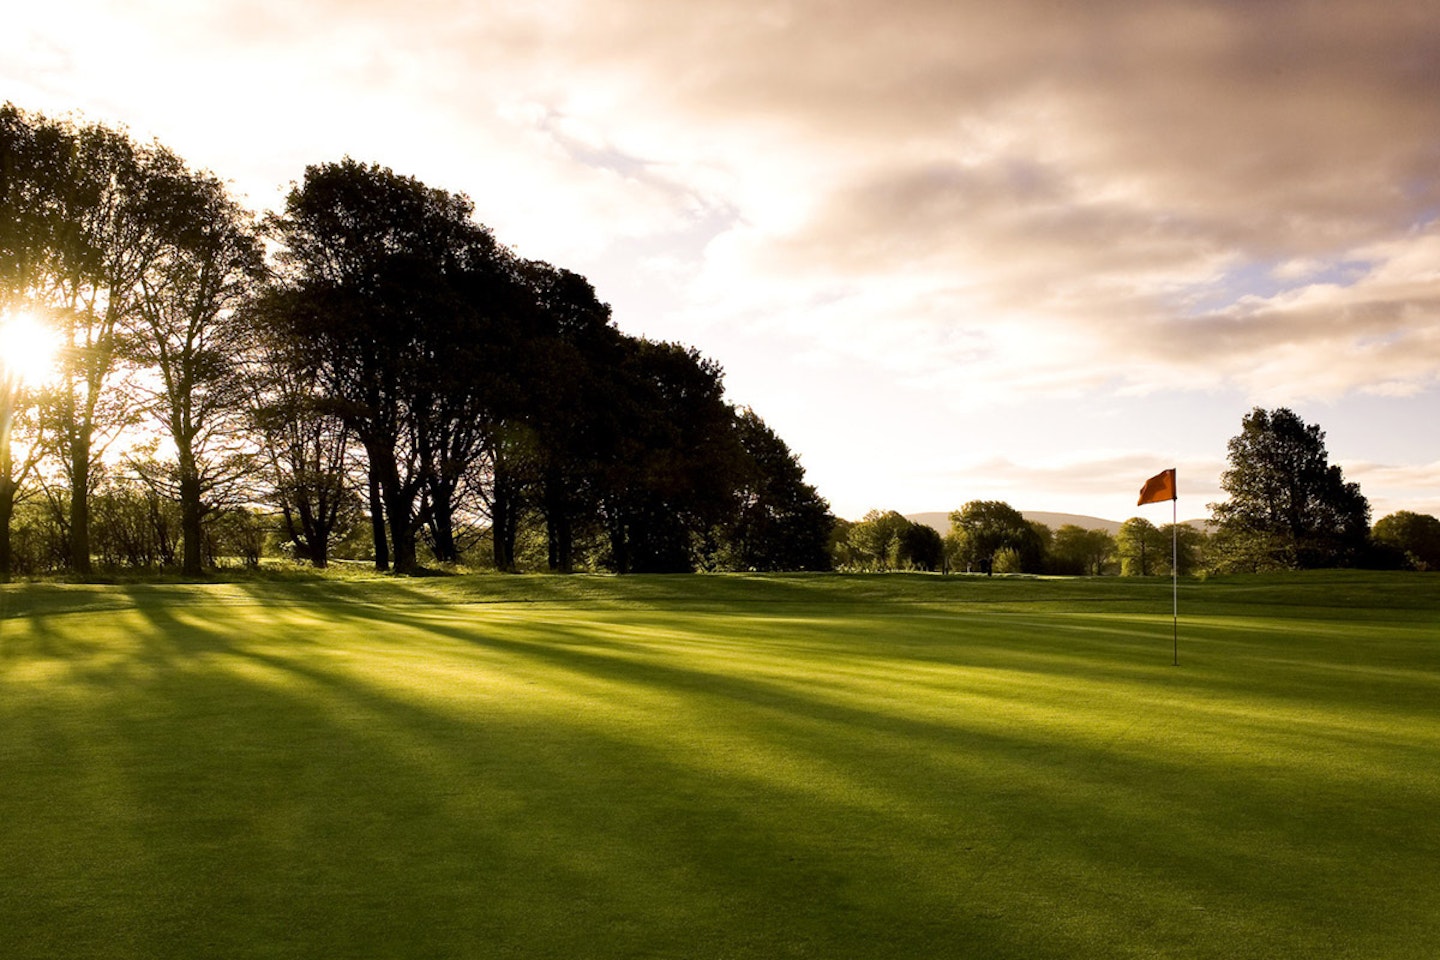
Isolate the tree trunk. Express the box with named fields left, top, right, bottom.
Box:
left=0, top=481, right=14, bottom=582
left=310, top=529, right=330, bottom=568
left=371, top=449, right=418, bottom=576
left=544, top=473, right=574, bottom=574
left=491, top=491, right=514, bottom=572
left=1, top=394, right=13, bottom=581
left=428, top=485, right=459, bottom=563
left=387, top=488, right=418, bottom=576
left=69, top=437, right=92, bottom=576
left=490, top=455, right=518, bottom=572
left=368, top=463, right=389, bottom=572
left=178, top=449, right=203, bottom=577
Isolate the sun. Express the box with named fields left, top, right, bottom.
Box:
left=0, top=311, right=62, bottom=387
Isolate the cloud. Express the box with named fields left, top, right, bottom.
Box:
left=431, top=0, right=1440, bottom=404
left=1344, top=460, right=1440, bottom=517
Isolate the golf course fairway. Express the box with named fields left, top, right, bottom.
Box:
left=2, top=570, right=1437, bottom=958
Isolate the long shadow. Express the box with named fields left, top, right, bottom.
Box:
left=5, top=578, right=1440, bottom=959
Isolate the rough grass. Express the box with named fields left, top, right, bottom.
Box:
left=1, top=571, right=1437, bottom=959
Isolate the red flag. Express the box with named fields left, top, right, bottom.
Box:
left=1138, top=468, right=1177, bottom=506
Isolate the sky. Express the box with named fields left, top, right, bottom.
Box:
left=4, top=0, right=1439, bottom=523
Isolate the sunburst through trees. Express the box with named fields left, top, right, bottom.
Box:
left=0, top=104, right=834, bottom=576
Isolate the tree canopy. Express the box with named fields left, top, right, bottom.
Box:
left=1210, top=407, right=1370, bottom=569
left=946, top=501, right=1045, bottom=574
left=1371, top=511, right=1440, bottom=571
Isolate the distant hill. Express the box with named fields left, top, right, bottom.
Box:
left=905, top=511, right=1211, bottom=536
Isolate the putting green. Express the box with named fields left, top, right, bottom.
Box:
left=1, top=571, right=1437, bottom=958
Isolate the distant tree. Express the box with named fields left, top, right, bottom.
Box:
left=947, top=500, right=1044, bottom=574
left=991, top=546, right=1025, bottom=574
left=846, top=510, right=911, bottom=570
left=1371, top=511, right=1440, bottom=571
left=1051, top=524, right=1115, bottom=576
left=1159, top=523, right=1208, bottom=576
left=1210, top=407, right=1370, bottom=569
left=88, top=467, right=180, bottom=568
left=1203, top=526, right=1286, bottom=574
left=899, top=522, right=945, bottom=571
left=1116, top=517, right=1165, bottom=576
left=204, top=506, right=269, bottom=569
left=828, top=517, right=858, bottom=569
left=1029, top=521, right=1053, bottom=567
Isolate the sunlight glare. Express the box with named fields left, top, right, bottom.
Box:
left=0, top=312, right=62, bottom=386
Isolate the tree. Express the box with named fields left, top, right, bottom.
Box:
left=1371, top=511, right=1440, bottom=571
left=1051, top=524, right=1115, bottom=576
left=947, top=500, right=1044, bottom=574
left=0, top=363, right=50, bottom=580
left=828, top=518, right=858, bottom=569
left=18, top=113, right=173, bottom=573
left=245, top=326, right=359, bottom=568
left=1, top=103, right=58, bottom=305
left=1159, top=523, right=1208, bottom=576
left=846, top=509, right=913, bottom=571
left=1210, top=407, right=1370, bottom=569
left=720, top=408, right=834, bottom=571
left=597, top=339, right=744, bottom=573
left=262, top=159, right=505, bottom=574
left=517, top=260, right=621, bottom=573
left=898, top=521, right=945, bottom=572
left=1116, top=517, right=1164, bottom=576
left=130, top=161, right=264, bottom=575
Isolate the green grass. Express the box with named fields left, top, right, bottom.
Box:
left=1, top=571, right=1437, bottom=959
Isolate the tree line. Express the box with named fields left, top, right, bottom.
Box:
left=0, top=104, right=834, bottom=578
left=831, top=505, right=1207, bottom=576
left=834, top=408, right=1437, bottom=575
left=5, top=105, right=1434, bottom=581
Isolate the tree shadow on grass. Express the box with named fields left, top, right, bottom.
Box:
left=3, top=581, right=1439, bottom=959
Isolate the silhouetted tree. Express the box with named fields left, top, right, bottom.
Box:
left=899, top=521, right=945, bottom=572
left=1, top=103, right=57, bottom=305
left=263, top=159, right=504, bottom=574
left=0, top=381, right=49, bottom=580
left=598, top=339, right=744, bottom=573
left=18, top=113, right=175, bottom=573
left=719, top=408, right=834, bottom=571
left=7, top=103, right=837, bottom=577
left=515, top=261, right=621, bottom=572
left=1210, top=407, right=1369, bottom=569
left=245, top=325, right=359, bottom=568
left=130, top=161, right=265, bottom=575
